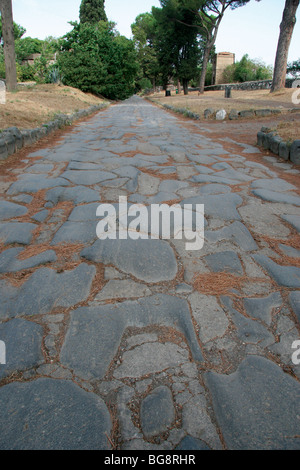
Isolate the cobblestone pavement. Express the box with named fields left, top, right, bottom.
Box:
left=0, top=95, right=299, bottom=450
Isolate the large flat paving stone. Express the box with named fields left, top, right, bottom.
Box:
left=61, top=170, right=116, bottom=185
left=140, top=386, right=175, bottom=438
left=60, top=294, right=203, bottom=380
left=214, top=168, right=254, bottom=182
left=113, top=342, right=189, bottom=379
left=238, top=202, right=291, bottom=239
left=94, top=279, right=151, bottom=301
left=251, top=178, right=297, bottom=192
left=189, top=293, right=229, bottom=344
left=0, top=319, right=44, bottom=378
left=0, top=378, right=112, bottom=449
left=205, top=221, right=258, bottom=251
left=253, top=254, right=300, bottom=288
left=204, top=251, right=243, bottom=275
left=205, top=356, right=300, bottom=449
left=243, top=292, right=283, bottom=325
left=0, top=247, right=56, bottom=273
left=182, top=194, right=242, bottom=221
left=0, top=263, right=96, bottom=320
left=46, top=186, right=100, bottom=205
left=7, top=175, right=69, bottom=195
left=252, top=188, right=300, bottom=206
left=0, top=222, right=37, bottom=245
left=221, top=296, right=274, bottom=347
left=51, top=221, right=98, bottom=245
left=24, top=163, right=54, bottom=173
left=67, top=203, right=100, bottom=221
left=0, top=201, right=28, bottom=221
left=175, top=436, right=211, bottom=450
left=81, top=239, right=178, bottom=283
left=281, top=214, right=300, bottom=233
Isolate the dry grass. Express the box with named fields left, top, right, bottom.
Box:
left=0, top=83, right=106, bottom=130
left=150, top=88, right=297, bottom=117
left=273, top=121, right=300, bottom=142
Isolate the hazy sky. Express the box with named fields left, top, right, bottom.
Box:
left=11, top=0, right=300, bottom=67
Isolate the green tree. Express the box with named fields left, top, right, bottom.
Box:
left=160, top=0, right=260, bottom=93
left=14, top=36, right=59, bottom=82
left=58, top=21, right=138, bottom=100
left=79, top=0, right=107, bottom=24
left=153, top=2, right=201, bottom=94
left=287, top=58, right=300, bottom=77
left=131, top=12, right=160, bottom=90
left=14, top=37, right=43, bottom=62
left=222, top=54, right=273, bottom=83
left=0, top=16, right=26, bottom=42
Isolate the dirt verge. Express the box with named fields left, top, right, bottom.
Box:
left=0, top=83, right=108, bottom=130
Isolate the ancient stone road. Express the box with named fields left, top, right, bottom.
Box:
left=0, top=95, right=299, bottom=450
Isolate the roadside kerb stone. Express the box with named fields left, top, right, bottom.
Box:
left=257, top=128, right=300, bottom=164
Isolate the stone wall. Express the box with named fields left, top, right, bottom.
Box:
left=204, top=78, right=295, bottom=92
left=205, top=80, right=273, bottom=92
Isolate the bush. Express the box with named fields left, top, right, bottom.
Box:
left=287, top=59, right=300, bottom=78
left=57, top=21, right=138, bottom=100
left=0, top=60, right=5, bottom=79
left=19, top=64, right=36, bottom=81
left=137, top=77, right=152, bottom=91
left=222, top=55, right=272, bottom=84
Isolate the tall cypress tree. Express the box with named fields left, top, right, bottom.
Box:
left=79, top=0, right=107, bottom=24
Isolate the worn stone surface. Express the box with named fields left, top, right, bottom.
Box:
left=0, top=247, right=56, bottom=273
left=0, top=222, right=36, bottom=245
left=189, top=293, right=229, bottom=344
left=289, top=291, right=300, bottom=323
left=94, top=279, right=151, bottom=301
left=60, top=294, right=204, bottom=379
left=253, top=254, right=300, bottom=288
left=0, top=379, right=112, bottom=450
left=204, top=250, right=243, bottom=274
left=205, top=356, right=300, bottom=450
left=0, top=263, right=96, bottom=319
left=0, top=201, right=28, bottom=220
left=0, top=319, right=44, bottom=378
left=140, top=386, right=175, bottom=438
left=0, top=95, right=300, bottom=450
left=81, top=239, right=178, bottom=283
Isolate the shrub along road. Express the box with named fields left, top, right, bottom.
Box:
left=0, top=96, right=299, bottom=450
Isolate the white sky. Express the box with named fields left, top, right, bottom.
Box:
left=11, top=0, right=300, bottom=67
